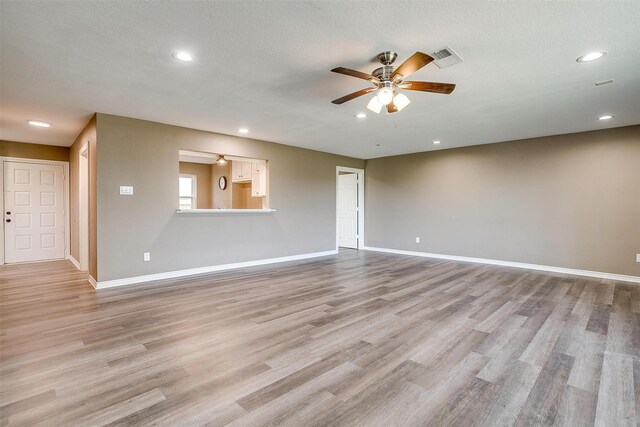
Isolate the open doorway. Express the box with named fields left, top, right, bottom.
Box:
left=336, top=166, right=364, bottom=250
left=79, top=144, right=89, bottom=271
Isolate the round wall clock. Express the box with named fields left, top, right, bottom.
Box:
left=218, top=176, right=227, bottom=190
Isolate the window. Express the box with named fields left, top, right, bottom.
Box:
left=179, top=174, right=197, bottom=209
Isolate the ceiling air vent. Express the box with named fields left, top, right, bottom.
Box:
left=431, top=46, right=463, bottom=69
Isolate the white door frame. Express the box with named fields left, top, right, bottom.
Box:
left=0, top=157, right=70, bottom=265
left=336, top=166, right=364, bottom=250
left=78, top=144, right=89, bottom=271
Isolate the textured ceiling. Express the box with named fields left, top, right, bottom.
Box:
left=1, top=1, right=639, bottom=159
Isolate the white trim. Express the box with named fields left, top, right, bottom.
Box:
left=176, top=208, right=276, bottom=214
left=362, top=246, right=640, bottom=284
left=94, top=249, right=338, bottom=289
left=336, top=166, right=365, bottom=250
left=1, top=159, right=3, bottom=265
left=79, top=143, right=89, bottom=271
left=1, top=157, right=70, bottom=265
left=69, top=255, right=81, bottom=270
left=88, top=275, right=98, bottom=289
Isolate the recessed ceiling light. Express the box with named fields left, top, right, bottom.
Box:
left=594, top=79, right=614, bottom=86
left=28, top=120, right=51, bottom=128
left=174, top=51, right=193, bottom=62
left=598, top=115, right=613, bottom=120
left=577, top=51, right=607, bottom=63
left=433, top=140, right=441, bottom=144
left=355, top=113, right=367, bottom=119
left=238, top=128, right=249, bottom=134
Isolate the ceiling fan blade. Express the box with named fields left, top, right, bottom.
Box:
left=391, top=52, right=434, bottom=79
left=402, top=81, right=456, bottom=94
left=386, top=101, right=398, bottom=113
left=331, top=87, right=375, bottom=104
left=331, top=67, right=375, bottom=81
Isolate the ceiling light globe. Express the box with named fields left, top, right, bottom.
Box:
left=393, top=93, right=411, bottom=111
left=367, top=96, right=383, bottom=114
left=377, top=88, right=394, bottom=105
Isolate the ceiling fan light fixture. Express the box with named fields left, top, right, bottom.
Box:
left=367, top=96, right=383, bottom=114
left=376, top=87, right=394, bottom=105
left=393, top=93, right=411, bottom=111
left=216, top=155, right=228, bottom=165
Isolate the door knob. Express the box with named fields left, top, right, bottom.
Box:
left=5, top=219, right=11, bottom=222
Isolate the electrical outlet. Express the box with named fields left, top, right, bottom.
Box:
left=636, top=254, right=640, bottom=263
left=415, top=237, right=420, bottom=243
left=143, top=252, right=150, bottom=262
left=120, top=185, right=134, bottom=195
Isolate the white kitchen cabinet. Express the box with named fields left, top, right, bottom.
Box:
left=251, top=167, right=267, bottom=197
left=232, top=161, right=252, bottom=182
left=232, top=159, right=267, bottom=197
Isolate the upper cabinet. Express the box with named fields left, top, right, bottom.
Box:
left=232, top=161, right=253, bottom=182
left=232, top=159, right=267, bottom=198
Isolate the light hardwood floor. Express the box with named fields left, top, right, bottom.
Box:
left=1, top=250, right=638, bottom=426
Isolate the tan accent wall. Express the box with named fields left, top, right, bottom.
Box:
left=69, top=116, right=97, bottom=280
left=212, top=162, right=231, bottom=209
left=95, top=113, right=364, bottom=282
left=0, top=140, right=69, bottom=161
left=179, top=162, right=212, bottom=209
left=365, top=125, right=640, bottom=277
left=232, top=183, right=262, bottom=209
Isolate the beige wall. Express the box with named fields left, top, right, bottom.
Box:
left=1, top=140, right=69, bottom=161
left=365, top=125, right=640, bottom=277
left=179, top=162, right=212, bottom=209
left=212, top=162, right=231, bottom=209
left=69, top=116, right=97, bottom=279
left=95, top=113, right=364, bottom=281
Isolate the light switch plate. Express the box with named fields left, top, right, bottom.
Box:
left=120, top=185, right=134, bottom=195
left=636, top=254, right=640, bottom=263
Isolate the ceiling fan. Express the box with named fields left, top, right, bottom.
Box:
left=331, top=51, right=456, bottom=114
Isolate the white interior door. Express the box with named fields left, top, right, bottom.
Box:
left=338, top=173, right=358, bottom=248
left=4, top=161, right=65, bottom=263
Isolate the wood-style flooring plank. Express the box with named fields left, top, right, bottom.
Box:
left=1, top=250, right=637, bottom=426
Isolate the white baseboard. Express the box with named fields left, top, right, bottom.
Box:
left=362, top=246, right=640, bottom=284
left=68, top=255, right=81, bottom=270
left=95, top=250, right=338, bottom=289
